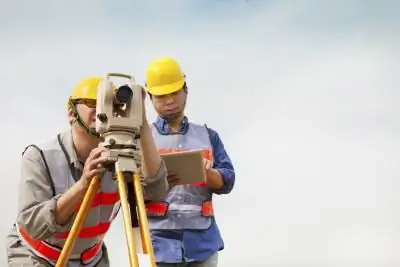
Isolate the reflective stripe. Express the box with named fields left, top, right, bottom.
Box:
left=54, top=222, right=112, bottom=239
left=145, top=202, right=169, bottom=216
left=75, top=191, right=120, bottom=211
left=146, top=201, right=214, bottom=217
left=201, top=201, right=213, bottom=217
left=18, top=226, right=103, bottom=264
left=169, top=204, right=202, bottom=211
left=190, top=182, right=207, bottom=187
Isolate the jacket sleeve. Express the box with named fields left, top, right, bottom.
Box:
left=207, top=127, right=236, bottom=195
left=16, top=145, right=72, bottom=240
left=141, top=160, right=168, bottom=201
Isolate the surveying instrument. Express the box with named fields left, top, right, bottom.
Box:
left=56, top=73, right=156, bottom=267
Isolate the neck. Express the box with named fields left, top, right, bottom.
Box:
left=166, top=115, right=184, bottom=133
left=71, top=128, right=99, bottom=162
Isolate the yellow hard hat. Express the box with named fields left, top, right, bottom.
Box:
left=67, top=76, right=118, bottom=110
left=145, top=57, right=185, bottom=96
left=69, top=76, right=102, bottom=101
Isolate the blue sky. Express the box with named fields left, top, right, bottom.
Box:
left=1, top=1, right=400, bottom=266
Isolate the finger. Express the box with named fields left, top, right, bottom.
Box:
left=203, top=159, right=210, bottom=169
left=94, top=146, right=108, bottom=155
left=207, top=161, right=212, bottom=169
left=89, top=167, right=107, bottom=174
left=88, top=168, right=106, bottom=178
left=87, top=147, right=105, bottom=162
left=88, top=157, right=109, bottom=170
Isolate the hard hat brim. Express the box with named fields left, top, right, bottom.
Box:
left=147, top=79, right=185, bottom=96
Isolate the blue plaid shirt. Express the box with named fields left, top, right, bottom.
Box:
left=150, top=116, right=236, bottom=263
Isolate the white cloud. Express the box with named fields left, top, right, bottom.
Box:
left=1, top=0, right=399, bottom=266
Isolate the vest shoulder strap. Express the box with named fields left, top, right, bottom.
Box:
left=203, top=123, right=212, bottom=145
left=22, top=144, right=56, bottom=197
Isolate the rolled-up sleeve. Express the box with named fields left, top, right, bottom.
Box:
left=16, top=145, right=72, bottom=241
left=207, top=128, right=236, bottom=195
left=141, top=160, right=168, bottom=201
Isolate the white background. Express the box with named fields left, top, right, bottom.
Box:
left=1, top=1, right=399, bottom=266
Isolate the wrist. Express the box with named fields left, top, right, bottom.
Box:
left=77, top=178, right=89, bottom=192
left=205, top=168, right=224, bottom=189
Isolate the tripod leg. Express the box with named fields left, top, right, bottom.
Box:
left=116, top=171, right=139, bottom=267
left=56, top=176, right=101, bottom=267
left=132, top=173, right=156, bottom=267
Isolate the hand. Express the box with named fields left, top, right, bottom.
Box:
left=80, top=147, right=108, bottom=189
left=166, top=171, right=180, bottom=188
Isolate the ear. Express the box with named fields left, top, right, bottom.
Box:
left=67, top=108, right=76, bottom=125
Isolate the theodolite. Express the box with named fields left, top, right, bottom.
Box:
left=56, top=73, right=156, bottom=267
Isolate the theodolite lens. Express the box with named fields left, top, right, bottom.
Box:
left=115, top=85, right=133, bottom=104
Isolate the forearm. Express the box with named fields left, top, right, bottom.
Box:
left=205, top=127, right=236, bottom=195
left=18, top=180, right=87, bottom=240
left=17, top=195, right=60, bottom=240
left=205, top=168, right=224, bottom=189
left=55, top=179, right=87, bottom=225
left=142, top=161, right=168, bottom=201
left=207, top=168, right=235, bottom=195
left=139, top=120, right=162, bottom=178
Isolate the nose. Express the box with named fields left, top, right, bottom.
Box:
left=90, top=109, right=97, bottom=120
left=165, top=95, right=174, bottom=104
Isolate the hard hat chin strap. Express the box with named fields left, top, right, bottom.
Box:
left=68, top=99, right=100, bottom=138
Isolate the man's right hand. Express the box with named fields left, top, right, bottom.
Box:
left=80, top=147, right=108, bottom=189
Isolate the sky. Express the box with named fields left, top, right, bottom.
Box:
left=1, top=0, right=400, bottom=266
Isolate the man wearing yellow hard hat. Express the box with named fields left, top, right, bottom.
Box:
left=6, top=76, right=169, bottom=266
left=144, top=57, right=236, bottom=266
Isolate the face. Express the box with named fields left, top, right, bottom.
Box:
left=68, top=99, right=97, bottom=132
left=151, top=89, right=187, bottom=117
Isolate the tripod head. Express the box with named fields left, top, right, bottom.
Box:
left=95, top=73, right=143, bottom=173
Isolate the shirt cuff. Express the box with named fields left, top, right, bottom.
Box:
left=211, top=168, right=234, bottom=195
left=46, top=194, right=76, bottom=234
left=142, top=161, right=168, bottom=201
